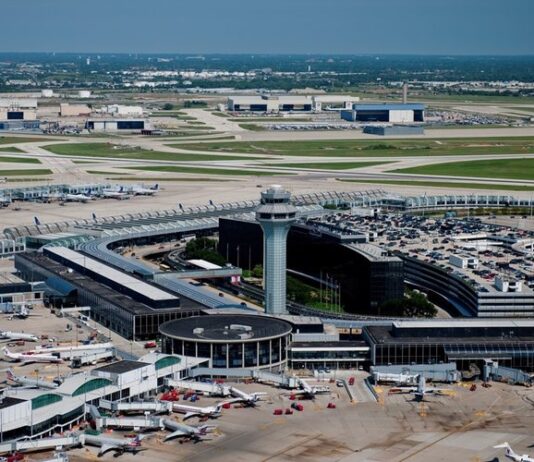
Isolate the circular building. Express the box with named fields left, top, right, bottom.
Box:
left=159, top=314, right=292, bottom=370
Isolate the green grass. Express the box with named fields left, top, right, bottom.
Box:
left=0, top=147, right=24, bottom=153
left=87, top=170, right=132, bottom=175
left=0, top=136, right=54, bottom=145
left=392, top=158, right=534, bottom=181
left=125, top=166, right=291, bottom=176
left=177, top=137, right=534, bottom=158
left=44, top=142, right=267, bottom=162
left=0, top=169, right=52, bottom=176
left=0, top=156, right=40, bottom=164
left=110, top=176, right=229, bottom=182
left=211, top=111, right=229, bottom=118
left=161, top=131, right=222, bottom=138
left=238, top=124, right=267, bottom=131
left=273, top=161, right=392, bottom=170
left=228, top=117, right=312, bottom=122
left=338, top=179, right=534, bottom=192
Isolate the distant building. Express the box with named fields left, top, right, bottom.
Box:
left=60, top=103, right=91, bottom=117
left=341, top=103, right=425, bottom=123
left=0, top=97, right=40, bottom=131
left=227, top=94, right=359, bottom=113
left=85, top=119, right=146, bottom=132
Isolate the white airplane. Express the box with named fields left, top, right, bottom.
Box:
left=33, top=342, right=114, bottom=354
left=227, top=386, right=268, bottom=407
left=4, top=305, right=39, bottom=320
left=132, top=184, right=158, bottom=196
left=83, top=433, right=144, bottom=457
left=162, top=419, right=216, bottom=442
left=389, top=375, right=448, bottom=402
left=6, top=368, right=58, bottom=389
left=2, top=347, right=62, bottom=364
left=494, top=442, right=534, bottom=462
left=64, top=193, right=91, bottom=203
left=0, top=331, right=39, bottom=342
left=172, top=402, right=223, bottom=420
left=292, top=379, right=331, bottom=399
left=102, top=187, right=130, bottom=200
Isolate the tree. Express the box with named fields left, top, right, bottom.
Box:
left=162, top=103, right=174, bottom=110
left=185, top=237, right=226, bottom=266
left=380, top=290, right=437, bottom=318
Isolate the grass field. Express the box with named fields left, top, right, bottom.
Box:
left=392, top=158, right=534, bottom=181
left=0, top=136, right=53, bottom=145
left=44, top=142, right=267, bottom=162
left=177, top=137, right=534, bottom=158
left=0, top=156, right=40, bottom=164
left=125, top=166, right=290, bottom=176
left=107, top=176, right=228, bottom=182
left=238, top=124, right=266, bottom=131
left=0, top=147, right=24, bottom=153
left=1, top=169, right=52, bottom=176
left=338, top=179, right=534, bottom=191
left=273, top=161, right=392, bottom=170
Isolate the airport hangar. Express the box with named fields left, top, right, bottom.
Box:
left=341, top=103, right=425, bottom=123
left=227, top=94, right=360, bottom=112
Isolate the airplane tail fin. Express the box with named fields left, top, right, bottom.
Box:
left=119, top=186, right=124, bottom=193
left=92, top=212, right=97, bottom=221
left=34, top=217, right=41, bottom=226
left=6, top=368, right=15, bottom=381
left=152, top=184, right=159, bottom=190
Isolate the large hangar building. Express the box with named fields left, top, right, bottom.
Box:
left=341, top=103, right=425, bottom=123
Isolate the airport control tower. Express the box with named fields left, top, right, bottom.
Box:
left=255, top=185, right=297, bottom=315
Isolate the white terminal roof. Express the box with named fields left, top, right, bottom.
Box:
left=187, top=259, right=222, bottom=270
left=47, top=247, right=177, bottom=301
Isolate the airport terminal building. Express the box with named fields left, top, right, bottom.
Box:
left=160, top=314, right=293, bottom=371
left=363, top=319, right=534, bottom=372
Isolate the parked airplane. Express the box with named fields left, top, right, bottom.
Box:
left=227, top=387, right=267, bottom=407
left=0, top=331, right=39, bottom=342
left=32, top=342, right=114, bottom=354
left=132, top=184, right=158, bottom=196
left=64, top=193, right=91, bottom=203
left=4, top=305, right=39, bottom=320
left=83, top=433, right=144, bottom=457
left=162, top=419, right=216, bottom=442
left=2, top=347, right=62, bottom=364
left=6, top=368, right=58, bottom=389
left=494, top=442, right=534, bottom=462
left=172, top=402, right=223, bottom=420
left=102, top=187, right=129, bottom=200
left=389, top=375, right=448, bottom=401
left=292, top=379, right=330, bottom=400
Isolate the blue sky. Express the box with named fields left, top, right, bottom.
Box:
left=1, top=0, right=533, bottom=54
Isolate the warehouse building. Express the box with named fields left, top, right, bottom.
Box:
left=160, top=314, right=293, bottom=371
left=85, top=119, right=146, bottom=132
left=227, top=95, right=359, bottom=113
left=341, top=103, right=425, bottom=123
left=0, top=98, right=40, bottom=131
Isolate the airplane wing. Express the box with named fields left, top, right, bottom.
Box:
left=183, top=412, right=200, bottom=420
left=164, top=430, right=189, bottom=441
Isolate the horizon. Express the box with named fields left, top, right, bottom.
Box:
left=1, top=0, right=533, bottom=55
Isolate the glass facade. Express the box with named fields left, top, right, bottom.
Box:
left=162, top=335, right=290, bottom=370
left=72, top=378, right=112, bottom=396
